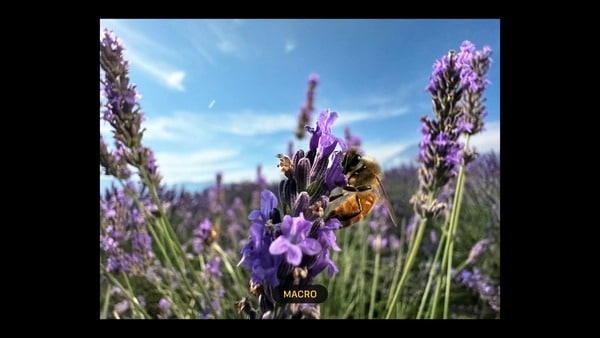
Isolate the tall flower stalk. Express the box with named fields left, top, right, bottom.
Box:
left=238, top=109, right=348, bottom=319
left=100, top=28, right=218, bottom=318
left=385, top=41, right=493, bottom=318
left=295, top=73, right=319, bottom=140
left=436, top=41, right=493, bottom=318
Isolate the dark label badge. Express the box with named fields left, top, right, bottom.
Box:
left=273, top=285, right=328, bottom=304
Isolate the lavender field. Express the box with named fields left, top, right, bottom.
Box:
left=100, top=27, right=499, bottom=319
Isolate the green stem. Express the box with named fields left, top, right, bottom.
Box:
left=368, top=241, right=381, bottom=319
left=442, top=134, right=470, bottom=319
left=141, top=173, right=218, bottom=317
left=453, top=259, right=470, bottom=275
left=430, top=212, right=452, bottom=317
left=357, top=224, right=369, bottom=318
left=101, top=280, right=111, bottom=319
left=385, top=218, right=406, bottom=308
left=417, top=232, right=446, bottom=319
left=385, top=192, right=433, bottom=319
left=117, top=180, right=175, bottom=271
left=101, top=267, right=151, bottom=318
left=212, top=243, right=245, bottom=298
left=443, top=240, right=455, bottom=318
left=430, top=275, right=443, bottom=318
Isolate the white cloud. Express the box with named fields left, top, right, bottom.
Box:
left=359, top=141, right=416, bottom=170
left=362, top=142, right=411, bottom=164
left=214, top=112, right=296, bottom=135
left=100, top=20, right=186, bottom=91
left=126, top=49, right=186, bottom=91
left=208, top=100, right=216, bottom=109
left=334, top=107, right=409, bottom=125
left=206, top=21, right=241, bottom=57
left=154, top=149, right=240, bottom=183
left=164, top=71, right=186, bottom=91
left=165, top=108, right=408, bottom=137
left=217, top=40, right=236, bottom=54
left=142, top=116, right=190, bottom=141
left=284, top=40, right=296, bottom=53
left=466, top=120, right=500, bottom=154
left=152, top=148, right=284, bottom=185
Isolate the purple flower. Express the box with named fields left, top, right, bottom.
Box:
left=467, top=238, right=492, bottom=264
left=239, top=101, right=346, bottom=318
left=367, top=204, right=400, bottom=252
left=325, top=151, right=348, bottom=191
left=100, top=185, right=155, bottom=276
left=131, top=232, right=152, bottom=253
left=317, top=218, right=342, bottom=252
left=192, top=218, right=213, bottom=254
left=454, top=268, right=500, bottom=312
left=145, top=148, right=157, bottom=174
left=296, top=73, right=319, bottom=139
left=206, top=256, right=222, bottom=278
left=208, top=172, right=225, bottom=215
left=249, top=190, right=277, bottom=224
left=269, top=213, right=322, bottom=266
left=457, top=116, right=473, bottom=134
left=425, top=51, right=453, bottom=95
left=158, top=298, right=170, bottom=312
left=255, top=164, right=267, bottom=188
left=306, top=109, right=347, bottom=157
left=239, top=189, right=283, bottom=286
left=344, top=126, right=362, bottom=148
left=309, top=249, right=339, bottom=279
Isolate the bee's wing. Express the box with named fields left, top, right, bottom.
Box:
left=324, top=186, right=351, bottom=218
left=375, top=176, right=398, bottom=227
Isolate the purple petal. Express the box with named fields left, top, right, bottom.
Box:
left=250, top=222, right=264, bottom=246
left=260, top=190, right=278, bottom=218
left=285, top=245, right=303, bottom=266
left=248, top=210, right=261, bottom=221
left=269, top=236, right=290, bottom=255
left=300, top=238, right=322, bottom=256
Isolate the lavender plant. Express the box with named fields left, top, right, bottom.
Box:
left=100, top=28, right=221, bottom=319
left=295, top=73, right=319, bottom=140
left=386, top=40, right=494, bottom=319
left=238, top=109, right=348, bottom=319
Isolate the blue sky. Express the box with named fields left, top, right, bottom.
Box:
left=100, top=19, right=500, bottom=191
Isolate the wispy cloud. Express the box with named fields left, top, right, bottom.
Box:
left=100, top=19, right=187, bottom=91
left=183, top=20, right=262, bottom=62
left=284, top=40, right=296, bottom=53
left=466, top=120, right=500, bottom=154
left=154, top=149, right=240, bottom=183
left=205, top=20, right=243, bottom=58
left=165, top=108, right=408, bottom=137
left=141, top=115, right=197, bottom=142
left=363, top=142, right=412, bottom=163
left=335, top=108, right=409, bottom=125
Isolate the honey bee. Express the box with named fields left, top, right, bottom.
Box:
left=325, top=147, right=398, bottom=228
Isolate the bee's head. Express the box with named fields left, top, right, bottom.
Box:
left=341, top=147, right=363, bottom=175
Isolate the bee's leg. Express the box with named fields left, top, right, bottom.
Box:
left=343, top=185, right=372, bottom=192
left=330, top=185, right=372, bottom=202
left=329, top=192, right=344, bottom=202
left=335, top=194, right=364, bottom=225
